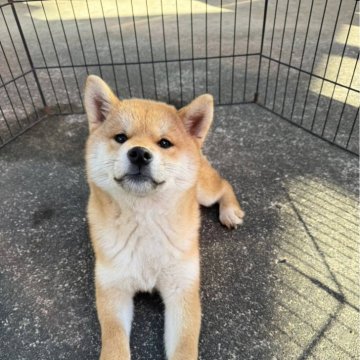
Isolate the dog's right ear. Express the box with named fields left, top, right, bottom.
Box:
left=84, top=75, right=118, bottom=132
left=178, top=94, right=214, bottom=147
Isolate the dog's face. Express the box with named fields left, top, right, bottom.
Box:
left=84, top=75, right=213, bottom=199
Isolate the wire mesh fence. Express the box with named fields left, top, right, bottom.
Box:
left=0, top=0, right=358, bottom=154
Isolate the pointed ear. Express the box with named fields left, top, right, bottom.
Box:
left=178, top=94, right=214, bottom=147
left=84, top=75, right=118, bottom=132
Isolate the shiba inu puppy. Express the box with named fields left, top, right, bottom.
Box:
left=84, top=75, right=244, bottom=360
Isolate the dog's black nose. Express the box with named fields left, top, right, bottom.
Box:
left=127, top=147, right=153, bottom=166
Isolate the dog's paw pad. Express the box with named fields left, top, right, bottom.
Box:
left=219, top=206, right=245, bottom=229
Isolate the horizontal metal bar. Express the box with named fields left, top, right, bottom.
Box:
left=48, top=100, right=256, bottom=118
left=216, top=100, right=255, bottom=107
left=256, top=102, right=358, bottom=157
left=0, top=70, right=33, bottom=89
left=33, top=53, right=261, bottom=71
left=261, top=54, right=359, bottom=94
left=1, top=0, right=46, bottom=8
left=3, top=0, right=44, bottom=6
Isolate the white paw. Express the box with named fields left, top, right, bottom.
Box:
left=219, top=206, right=245, bottom=229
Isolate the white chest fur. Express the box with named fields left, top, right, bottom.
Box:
left=94, top=207, right=197, bottom=293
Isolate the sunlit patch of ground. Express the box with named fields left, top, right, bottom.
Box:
left=271, top=176, right=359, bottom=359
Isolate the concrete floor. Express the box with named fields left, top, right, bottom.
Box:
left=0, top=103, right=358, bottom=360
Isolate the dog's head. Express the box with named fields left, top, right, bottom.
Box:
left=84, top=75, right=213, bottom=199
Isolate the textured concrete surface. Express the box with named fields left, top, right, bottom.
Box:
left=0, top=103, right=358, bottom=359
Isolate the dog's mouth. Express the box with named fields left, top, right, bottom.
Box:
left=114, top=173, right=165, bottom=187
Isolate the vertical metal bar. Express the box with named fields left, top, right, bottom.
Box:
left=41, top=1, right=73, bottom=112
left=175, top=0, right=183, bottom=105
left=230, top=0, right=239, bottom=103
left=311, top=0, right=343, bottom=132
left=255, top=0, right=269, bottom=102
left=244, top=0, right=253, bottom=102
left=129, top=0, right=145, bottom=97
left=55, top=0, right=83, bottom=109
left=85, top=0, right=103, bottom=79
left=190, top=0, right=195, bottom=99
left=114, top=0, right=132, bottom=97
left=299, top=0, right=330, bottom=126
left=271, top=0, right=290, bottom=111
left=205, top=0, right=208, bottom=92
left=2, top=6, right=39, bottom=117
left=99, top=0, right=119, bottom=96
left=0, top=41, right=31, bottom=124
left=333, top=54, right=359, bottom=143
left=4, top=9, right=41, bottom=122
left=218, top=0, right=223, bottom=104
left=345, top=108, right=358, bottom=149
left=145, top=0, right=158, bottom=100
left=160, top=0, right=170, bottom=102
left=25, top=1, right=61, bottom=113
left=0, top=95, right=14, bottom=137
left=320, top=0, right=356, bottom=136
left=263, top=0, right=279, bottom=106
left=70, top=0, right=89, bottom=76
left=9, top=2, right=46, bottom=110
left=280, top=0, right=303, bottom=116
left=289, top=0, right=315, bottom=120
left=0, top=73, right=22, bottom=128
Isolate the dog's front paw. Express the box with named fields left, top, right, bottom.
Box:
left=219, top=205, right=245, bottom=229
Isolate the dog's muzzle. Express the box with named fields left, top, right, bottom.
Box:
left=114, top=147, right=164, bottom=193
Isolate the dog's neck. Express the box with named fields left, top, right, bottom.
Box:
left=90, top=182, right=197, bottom=218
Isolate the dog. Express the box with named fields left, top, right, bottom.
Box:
left=84, top=75, right=244, bottom=360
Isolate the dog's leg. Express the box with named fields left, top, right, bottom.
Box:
left=197, top=156, right=244, bottom=228
left=160, top=281, right=201, bottom=360
left=96, top=282, right=133, bottom=360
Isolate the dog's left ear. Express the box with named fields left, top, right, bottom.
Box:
left=178, top=94, right=214, bottom=147
left=84, top=75, right=118, bottom=132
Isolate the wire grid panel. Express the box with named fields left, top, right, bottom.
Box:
left=257, top=0, right=359, bottom=154
left=0, top=2, right=46, bottom=146
left=0, top=0, right=358, bottom=155
left=0, top=0, right=264, bottom=146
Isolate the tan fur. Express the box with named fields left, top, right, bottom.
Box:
left=84, top=75, right=244, bottom=360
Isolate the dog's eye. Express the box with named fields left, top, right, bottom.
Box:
left=158, top=139, right=173, bottom=149
left=114, top=133, right=128, bottom=144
